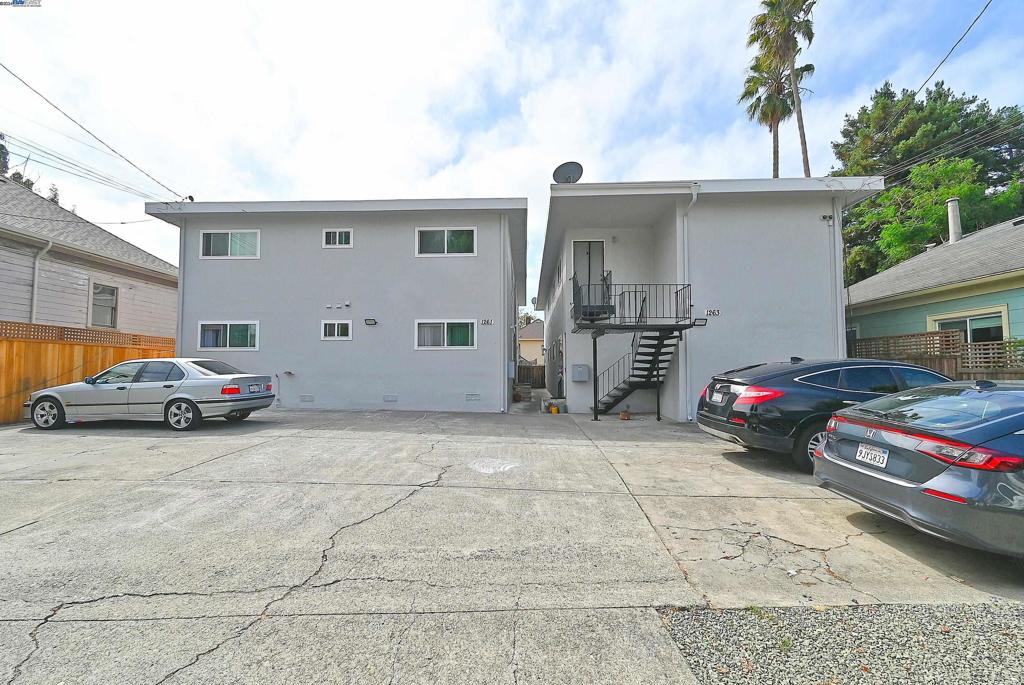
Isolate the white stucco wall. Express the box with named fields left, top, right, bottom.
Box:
left=545, top=191, right=845, bottom=421
left=177, top=209, right=517, bottom=412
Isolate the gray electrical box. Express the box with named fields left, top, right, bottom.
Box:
left=571, top=363, right=591, bottom=382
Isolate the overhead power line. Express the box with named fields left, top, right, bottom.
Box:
left=5, top=151, right=162, bottom=201
left=0, top=59, right=183, bottom=200
left=881, top=117, right=1024, bottom=177
left=876, top=0, right=994, bottom=139
left=0, top=211, right=156, bottom=225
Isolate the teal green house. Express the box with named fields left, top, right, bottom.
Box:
left=846, top=214, right=1024, bottom=345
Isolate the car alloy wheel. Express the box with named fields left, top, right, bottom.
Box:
left=167, top=401, right=193, bottom=429
left=806, top=430, right=827, bottom=461
left=33, top=401, right=59, bottom=428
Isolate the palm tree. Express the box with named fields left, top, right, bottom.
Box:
left=748, top=0, right=816, bottom=177
left=739, top=55, right=813, bottom=177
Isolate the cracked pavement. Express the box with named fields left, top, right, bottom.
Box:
left=0, top=409, right=1021, bottom=683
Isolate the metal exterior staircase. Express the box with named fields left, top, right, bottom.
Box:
left=593, top=330, right=680, bottom=415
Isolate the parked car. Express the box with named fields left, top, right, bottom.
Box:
left=24, top=358, right=274, bottom=431
left=815, top=380, right=1024, bottom=562
left=696, top=359, right=952, bottom=471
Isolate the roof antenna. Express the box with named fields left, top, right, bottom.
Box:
left=552, top=161, right=583, bottom=184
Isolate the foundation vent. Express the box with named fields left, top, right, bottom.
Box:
left=465, top=393, right=481, bottom=401
left=299, top=394, right=314, bottom=403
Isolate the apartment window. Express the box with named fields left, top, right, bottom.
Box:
left=415, top=320, right=476, bottom=349
left=321, top=320, right=352, bottom=340
left=198, top=321, right=259, bottom=350
left=323, top=229, right=353, bottom=248
left=201, top=230, right=260, bottom=258
left=416, top=227, right=476, bottom=256
left=91, top=283, right=118, bottom=328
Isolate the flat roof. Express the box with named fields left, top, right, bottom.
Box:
left=535, top=176, right=883, bottom=308
left=145, top=197, right=529, bottom=305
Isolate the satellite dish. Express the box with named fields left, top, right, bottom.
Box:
left=552, top=161, right=583, bottom=184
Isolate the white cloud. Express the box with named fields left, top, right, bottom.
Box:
left=1, top=0, right=1015, bottom=312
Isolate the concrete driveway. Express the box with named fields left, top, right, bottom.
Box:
left=1, top=410, right=1021, bottom=684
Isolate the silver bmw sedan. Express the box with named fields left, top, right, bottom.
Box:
left=23, top=358, right=274, bottom=431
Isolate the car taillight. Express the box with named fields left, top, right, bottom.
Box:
left=947, top=447, right=1023, bottom=472
left=221, top=385, right=241, bottom=395
left=733, top=386, right=785, bottom=405
left=826, top=416, right=840, bottom=432
left=702, top=384, right=710, bottom=400
left=266, top=383, right=272, bottom=392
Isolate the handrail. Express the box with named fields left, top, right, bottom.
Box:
left=572, top=277, right=691, bottom=327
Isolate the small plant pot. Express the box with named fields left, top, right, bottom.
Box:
left=619, top=410, right=632, bottom=421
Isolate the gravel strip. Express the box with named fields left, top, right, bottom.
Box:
left=659, top=602, right=1024, bottom=685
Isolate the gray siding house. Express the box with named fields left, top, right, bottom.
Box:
left=146, top=198, right=527, bottom=413
left=0, top=176, right=178, bottom=336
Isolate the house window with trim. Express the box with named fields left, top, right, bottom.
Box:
left=91, top=283, right=118, bottom=328
left=198, top=321, right=259, bottom=350
left=201, top=230, right=260, bottom=258
left=415, top=320, right=476, bottom=349
left=321, top=320, right=352, bottom=340
left=936, top=314, right=1004, bottom=343
left=416, top=227, right=476, bottom=256
left=323, top=229, right=353, bottom=248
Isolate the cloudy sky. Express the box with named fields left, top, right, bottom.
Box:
left=3, top=0, right=1021, bottom=309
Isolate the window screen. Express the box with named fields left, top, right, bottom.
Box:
left=418, top=230, right=446, bottom=254
left=446, top=229, right=474, bottom=254
left=322, top=321, right=351, bottom=339
left=200, top=323, right=257, bottom=349
left=202, top=231, right=258, bottom=257
left=417, top=322, right=445, bottom=347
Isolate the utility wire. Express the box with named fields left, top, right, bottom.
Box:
left=4, top=134, right=164, bottom=200
left=876, top=0, right=994, bottom=139
left=0, top=211, right=155, bottom=225
left=5, top=151, right=162, bottom=201
left=0, top=59, right=183, bottom=199
left=879, top=114, right=1023, bottom=176
left=881, top=118, right=1024, bottom=178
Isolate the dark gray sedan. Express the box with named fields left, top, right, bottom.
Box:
left=815, top=380, right=1024, bottom=560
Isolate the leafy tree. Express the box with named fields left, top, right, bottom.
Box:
left=518, top=309, right=539, bottom=328
left=8, top=170, right=34, bottom=191
left=832, top=81, right=1024, bottom=187
left=738, top=54, right=813, bottom=177
left=748, top=0, right=816, bottom=177
left=846, top=157, right=1023, bottom=281
left=47, top=184, right=59, bottom=204
left=0, top=144, right=8, bottom=175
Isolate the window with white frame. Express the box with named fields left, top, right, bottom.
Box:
left=321, top=320, right=352, bottom=340
left=416, top=227, right=476, bottom=256
left=90, top=283, right=118, bottom=328
left=323, top=229, right=353, bottom=248
left=201, top=230, right=260, bottom=258
left=936, top=314, right=1004, bottom=343
left=198, top=321, right=259, bottom=350
left=415, top=320, right=476, bottom=349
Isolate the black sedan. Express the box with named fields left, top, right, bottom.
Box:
left=815, top=381, right=1024, bottom=560
left=696, top=359, right=951, bottom=471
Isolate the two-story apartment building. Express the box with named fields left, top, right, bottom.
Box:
left=0, top=176, right=177, bottom=336
left=534, top=177, right=883, bottom=422
left=145, top=198, right=527, bottom=412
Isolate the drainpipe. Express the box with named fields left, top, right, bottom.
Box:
left=30, top=240, right=53, bottom=323
left=946, top=197, right=962, bottom=243
left=678, top=184, right=701, bottom=422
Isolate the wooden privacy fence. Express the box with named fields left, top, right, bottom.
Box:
left=853, top=330, right=1024, bottom=380
left=0, top=320, right=175, bottom=425
left=517, top=364, right=546, bottom=388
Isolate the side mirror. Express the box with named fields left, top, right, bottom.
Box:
left=84, top=376, right=95, bottom=385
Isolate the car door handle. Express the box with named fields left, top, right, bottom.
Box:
left=163, top=384, right=174, bottom=388
left=116, top=386, right=128, bottom=390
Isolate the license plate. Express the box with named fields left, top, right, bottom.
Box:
left=855, top=443, right=889, bottom=468
left=711, top=392, right=724, bottom=403
left=249, top=384, right=262, bottom=393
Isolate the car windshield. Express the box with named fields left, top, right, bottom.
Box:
left=850, top=385, right=1024, bottom=430
left=189, top=360, right=245, bottom=376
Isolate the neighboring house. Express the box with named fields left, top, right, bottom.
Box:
left=146, top=197, right=527, bottom=412
left=518, top=319, right=544, bottom=364
left=0, top=176, right=178, bottom=336
left=846, top=213, right=1024, bottom=344
left=535, top=177, right=883, bottom=421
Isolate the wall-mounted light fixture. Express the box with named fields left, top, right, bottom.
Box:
left=364, top=318, right=378, bottom=326
left=693, top=318, right=708, bottom=327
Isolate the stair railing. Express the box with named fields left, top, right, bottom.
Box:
left=594, top=294, right=650, bottom=406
